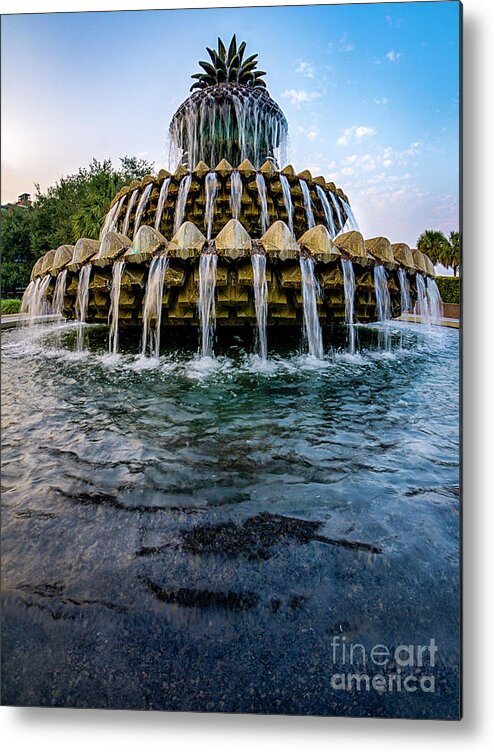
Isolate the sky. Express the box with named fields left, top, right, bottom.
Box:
left=1, top=1, right=460, bottom=247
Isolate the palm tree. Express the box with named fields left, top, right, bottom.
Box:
left=417, top=229, right=448, bottom=265
left=447, top=230, right=461, bottom=276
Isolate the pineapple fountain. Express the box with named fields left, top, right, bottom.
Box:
left=22, top=36, right=442, bottom=358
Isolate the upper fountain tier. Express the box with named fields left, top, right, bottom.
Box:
left=169, top=36, right=288, bottom=170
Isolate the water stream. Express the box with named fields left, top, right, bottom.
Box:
left=415, top=273, right=431, bottom=323
left=52, top=269, right=68, bottom=317
left=398, top=268, right=412, bottom=315
left=299, top=256, right=323, bottom=358
left=230, top=171, right=243, bottom=220
left=316, top=185, right=337, bottom=238
left=373, top=264, right=392, bottom=350
left=100, top=195, right=125, bottom=239
left=75, top=265, right=92, bottom=351
left=173, top=175, right=192, bottom=234
left=251, top=253, right=268, bottom=361
left=330, top=192, right=344, bottom=234
left=340, top=199, right=360, bottom=233
left=154, top=178, right=171, bottom=232
left=133, top=183, right=153, bottom=236
left=427, top=278, right=444, bottom=321
left=198, top=252, right=218, bottom=358
left=256, top=173, right=269, bottom=234
left=280, top=175, right=294, bottom=233
left=141, top=255, right=169, bottom=358
left=300, top=180, right=315, bottom=229
left=20, top=274, right=52, bottom=321
left=122, top=189, right=139, bottom=238
left=341, top=258, right=356, bottom=354
left=205, top=172, right=218, bottom=240
left=108, top=261, right=126, bottom=355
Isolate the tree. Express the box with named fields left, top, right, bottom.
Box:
left=417, top=229, right=449, bottom=265
left=2, top=155, right=154, bottom=293
left=1, top=205, right=35, bottom=296
left=31, top=156, right=153, bottom=254
left=446, top=230, right=461, bottom=277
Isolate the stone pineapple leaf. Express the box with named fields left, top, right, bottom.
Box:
left=217, top=37, right=227, bottom=60
left=190, top=36, right=267, bottom=90
left=227, top=34, right=237, bottom=62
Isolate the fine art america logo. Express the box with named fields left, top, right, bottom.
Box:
left=330, top=637, right=438, bottom=693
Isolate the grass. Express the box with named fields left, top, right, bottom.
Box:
left=1, top=298, right=22, bottom=314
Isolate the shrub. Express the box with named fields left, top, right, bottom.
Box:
left=1, top=298, right=22, bottom=314
left=436, top=276, right=460, bottom=305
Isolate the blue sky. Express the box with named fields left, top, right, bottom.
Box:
left=1, top=1, right=460, bottom=246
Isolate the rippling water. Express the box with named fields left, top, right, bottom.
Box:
left=1, top=322, right=460, bottom=717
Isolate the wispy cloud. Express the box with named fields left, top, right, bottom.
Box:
left=297, top=125, right=319, bottom=142
left=282, top=89, right=322, bottom=105
left=337, top=125, right=377, bottom=147
left=339, top=33, right=355, bottom=53
left=386, top=15, right=402, bottom=29
left=386, top=50, right=403, bottom=63
left=372, top=97, right=390, bottom=106
left=295, top=60, right=315, bottom=78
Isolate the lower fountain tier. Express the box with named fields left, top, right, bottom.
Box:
left=40, top=253, right=419, bottom=327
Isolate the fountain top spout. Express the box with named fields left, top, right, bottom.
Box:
left=169, top=36, right=288, bottom=170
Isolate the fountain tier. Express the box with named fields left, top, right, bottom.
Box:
left=30, top=209, right=434, bottom=332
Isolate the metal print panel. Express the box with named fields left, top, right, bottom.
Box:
left=1, top=1, right=461, bottom=720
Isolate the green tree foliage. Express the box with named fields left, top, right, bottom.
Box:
left=1, top=204, right=34, bottom=295
left=1, top=156, right=153, bottom=294
left=445, top=230, right=461, bottom=277
left=417, top=229, right=449, bottom=265
left=435, top=276, right=460, bottom=304
left=417, top=228, right=461, bottom=276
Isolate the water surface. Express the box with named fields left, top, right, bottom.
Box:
left=1, top=322, right=460, bottom=717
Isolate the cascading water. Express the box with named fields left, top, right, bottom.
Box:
left=100, top=195, right=125, bottom=239
left=256, top=173, right=269, bottom=234
left=230, top=170, right=243, bottom=220
left=398, top=268, right=412, bottom=315
left=427, top=277, right=444, bottom=322
left=20, top=281, right=35, bottom=314
left=373, top=264, right=392, bottom=350
left=341, top=258, right=356, bottom=354
left=280, top=174, right=294, bottom=233
left=20, top=274, right=52, bottom=322
left=300, top=180, right=315, bottom=229
left=108, top=261, right=126, bottom=355
left=198, top=252, right=217, bottom=358
left=169, top=88, right=288, bottom=170
left=173, top=175, right=192, bottom=234
left=340, top=199, right=360, bottom=233
left=299, top=256, right=323, bottom=359
left=316, top=185, right=337, bottom=238
left=251, top=253, right=268, bottom=360
left=133, top=183, right=153, bottom=236
left=141, top=255, right=169, bottom=358
left=415, top=273, right=431, bottom=323
left=330, top=192, right=344, bottom=232
left=205, top=172, right=218, bottom=240
left=52, top=269, right=68, bottom=316
left=122, top=189, right=139, bottom=238
left=75, top=265, right=92, bottom=351
left=154, top=178, right=171, bottom=231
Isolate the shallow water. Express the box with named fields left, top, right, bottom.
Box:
left=1, top=322, right=460, bottom=717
